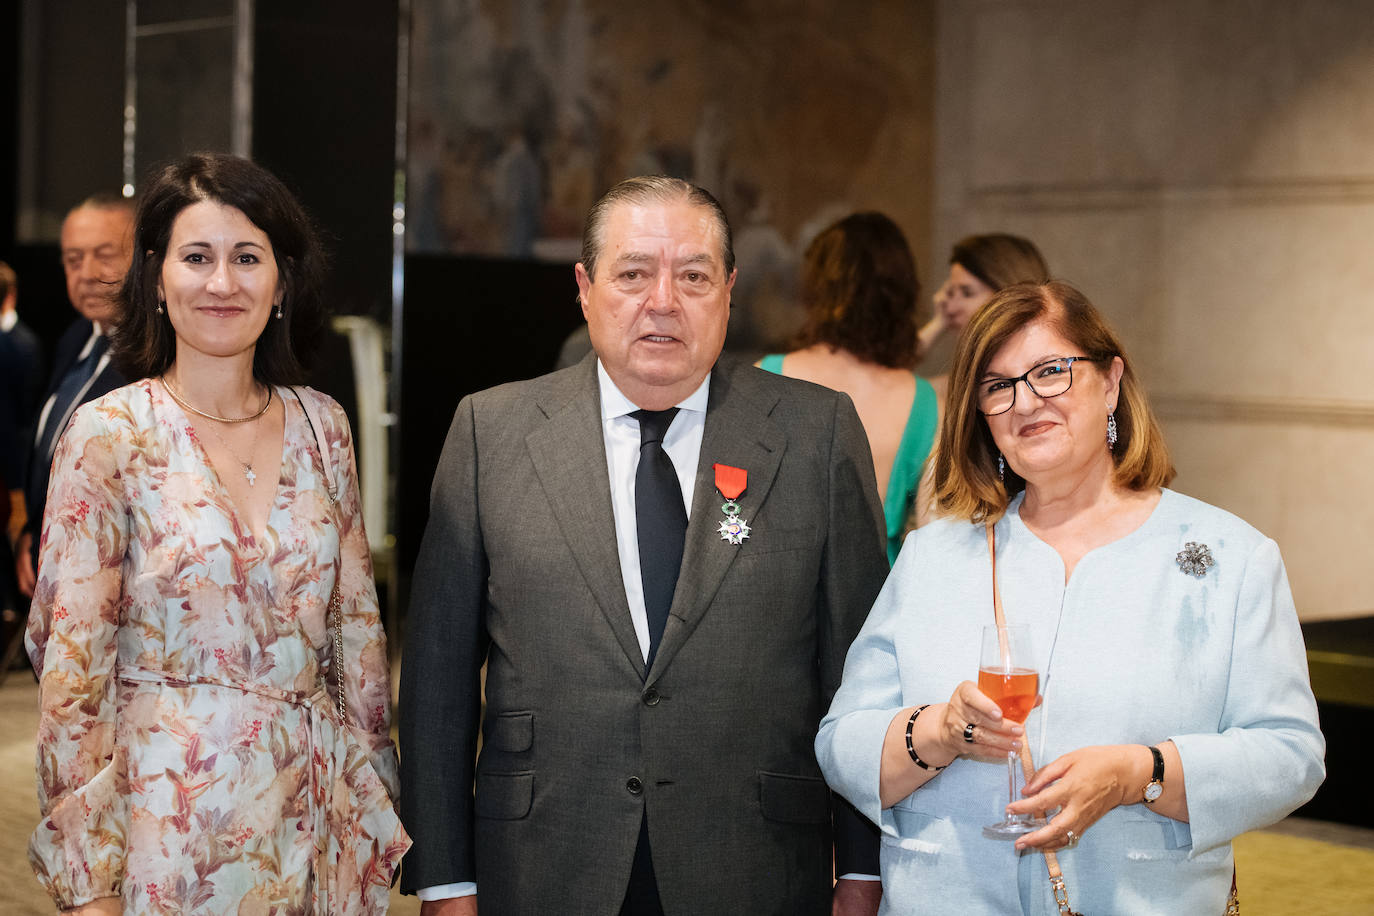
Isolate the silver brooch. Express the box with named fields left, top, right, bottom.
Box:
left=1175, top=541, right=1214, bottom=578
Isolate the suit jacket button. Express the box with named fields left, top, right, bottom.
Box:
left=642, top=687, right=660, bottom=707
left=626, top=777, right=644, bottom=796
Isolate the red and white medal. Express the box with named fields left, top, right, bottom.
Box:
left=712, top=463, right=750, bottom=545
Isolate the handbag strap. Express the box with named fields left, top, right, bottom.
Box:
left=986, top=522, right=1081, bottom=916
left=291, top=387, right=347, bottom=721
left=290, top=386, right=338, bottom=504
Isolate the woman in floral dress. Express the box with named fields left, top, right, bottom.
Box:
left=26, top=152, right=409, bottom=915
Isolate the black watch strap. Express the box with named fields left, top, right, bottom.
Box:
left=1142, top=745, right=1165, bottom=804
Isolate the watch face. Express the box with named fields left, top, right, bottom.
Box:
left=1144, top=781, right=1164, bottom=802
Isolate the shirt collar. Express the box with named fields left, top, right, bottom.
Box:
left=0, top=310, right=16, bottom=333
left=597, top=360, right=711, bottom=420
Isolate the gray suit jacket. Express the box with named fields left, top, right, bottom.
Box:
left=399, top=353, right=888, bottom=915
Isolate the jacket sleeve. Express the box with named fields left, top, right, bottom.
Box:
left=398, top=395, right=490, bottom=892
left=818, top=392, right=889, bottom=876
left=24, top=404, right=130, bottom=909
left=1170, top=537, right=1326, bottom=854
left=816, top=539, right=918, bottom=839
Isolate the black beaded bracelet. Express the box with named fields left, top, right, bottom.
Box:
left=905, top=704, right=947, bottom=771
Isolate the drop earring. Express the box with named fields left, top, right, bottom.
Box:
left=998, top=453, right=1005, bottom=481
left=1107, top=412, right=1118, bottom=450
left=156, top=300, right=164, bottom=315
left=275, top=301, right=284, bottom=319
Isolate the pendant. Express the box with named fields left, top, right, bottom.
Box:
left=244, top=465, right=257, bottom=486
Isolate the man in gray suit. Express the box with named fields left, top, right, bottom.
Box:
left=400, top=177, right=886, bottom=915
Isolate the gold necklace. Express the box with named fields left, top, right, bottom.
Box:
left=161, top=378, right=272, bottom=486
left=161, top=376, right=273, bottom=423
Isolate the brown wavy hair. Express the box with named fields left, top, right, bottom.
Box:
left=790, top=212, right=923, bottom=369
left=932, top=280, right=1174, bottom=522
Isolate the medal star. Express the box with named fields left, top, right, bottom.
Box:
left=717, top=516, right=751, bottom=545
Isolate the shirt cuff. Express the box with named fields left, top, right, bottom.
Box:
left=417, top=882, right=478, bottom=900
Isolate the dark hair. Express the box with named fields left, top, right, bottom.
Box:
left=71, top=192, right=136, bottom=218
left=789, top=212, right=923, bottom=369
left=949, top=233, right=1049, bottom=292
left=579, top=175, right=734, bottom=280
left=932, top=280, right=1174, bottom=522
left=112, top=152, right=326, bottom=384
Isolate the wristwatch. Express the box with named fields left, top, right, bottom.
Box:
left=1142, top=745, right=1164, bottom=804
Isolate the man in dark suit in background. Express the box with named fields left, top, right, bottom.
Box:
left=400, top=177, right=886, bottom=915
left=13, top=193, right=132, bottom=597
left=1, top=260, right=45, bottom=654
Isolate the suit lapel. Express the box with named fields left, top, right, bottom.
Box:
left=526, top=359, right=645, bottom=675
left=648, top=360, right=785, bottom=683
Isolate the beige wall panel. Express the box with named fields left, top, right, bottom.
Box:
left=958, top=0, right=1374, bottom=188
left=1166, top=418, right=1374, bottom=620
left=1156, top=201, right=1374, bottom=402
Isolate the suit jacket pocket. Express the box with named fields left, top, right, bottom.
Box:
left=758, top=771, right=830, bottom=825
left=484, top=711, right=533, bottom=752
left=475, top=771, right=534, bottom=820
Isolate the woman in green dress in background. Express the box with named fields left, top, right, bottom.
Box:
left=758, top=211, right=937, bottom=564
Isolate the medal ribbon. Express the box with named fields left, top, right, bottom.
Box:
left=712, top=463, right=747, bottom=500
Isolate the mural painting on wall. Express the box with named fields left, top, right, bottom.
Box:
left=407, top=0, right=929, bottom=353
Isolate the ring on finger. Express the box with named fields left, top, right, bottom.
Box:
left=1064, top=829, right=1079, bottom=849
left=962, top=723, right=976, bottom=743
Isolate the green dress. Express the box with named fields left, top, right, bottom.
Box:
left=759, top=354, right=937, bottom=565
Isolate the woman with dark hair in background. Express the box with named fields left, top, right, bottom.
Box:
left=919, top=233, right=1050, bottom=395
left=26, top=152, right=408, bottom=915
left=910, top=233, right=1051, bottom=529
left=758, top=211, right=938, bottom=564
left=818, top=280, right=1323, bottom=912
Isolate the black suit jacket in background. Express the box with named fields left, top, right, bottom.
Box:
left=21, top=318, right=126, bottom=565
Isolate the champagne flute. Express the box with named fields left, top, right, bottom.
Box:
left=979, top=624, right=1045, bottom=839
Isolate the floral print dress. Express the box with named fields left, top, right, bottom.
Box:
left=26, top=379, right=410, bottom=914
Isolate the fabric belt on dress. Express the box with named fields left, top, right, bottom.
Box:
left=114, top=663, right=403, bottom=914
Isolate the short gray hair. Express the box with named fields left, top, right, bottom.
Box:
left=579, top=176, right=734, bottom=280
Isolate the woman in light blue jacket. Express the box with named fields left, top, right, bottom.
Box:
left=816, top=280, right=1324, bottom=914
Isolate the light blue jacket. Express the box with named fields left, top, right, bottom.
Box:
left=816, top=489, right=1325, bottom=915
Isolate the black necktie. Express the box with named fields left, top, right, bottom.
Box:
left=632, top=408, right=687, bottom=670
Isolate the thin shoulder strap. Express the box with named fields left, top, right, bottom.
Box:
left=986, top=519, right=1079, bottom=916
left=986, top=521, right=1008, bottom=629
left=289, top=386, right=338, bottom=503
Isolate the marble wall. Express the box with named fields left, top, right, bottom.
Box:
left=933, top=0, right=1374, bottom=620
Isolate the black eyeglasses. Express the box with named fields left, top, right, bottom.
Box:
left=977, top=357, right=1100, bottom=416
